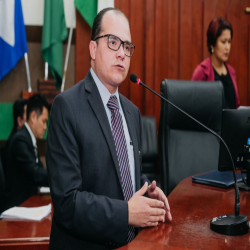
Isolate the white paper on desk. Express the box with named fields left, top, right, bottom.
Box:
left=0, top=203, right=51, bottom=221
left=238, top=106, right=250, bottom=109
left=39, top=186, right=50, bottom=193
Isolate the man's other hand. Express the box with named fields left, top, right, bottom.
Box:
left=128, top=182, right=166, bottom=228
left=147, top=180, right=172, bottom=222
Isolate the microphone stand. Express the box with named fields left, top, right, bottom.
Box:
left=130, top=74, right=249, bottom=235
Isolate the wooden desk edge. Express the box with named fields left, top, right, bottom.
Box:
left=0, top=237, right=49, bottom=244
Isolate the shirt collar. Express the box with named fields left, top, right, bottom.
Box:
left=90, top=67, right=121, bottom=109
left=24, top=122, right=37, bottom=147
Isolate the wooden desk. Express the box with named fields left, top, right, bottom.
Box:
left=0, top=194, right=52, bottom=250
left=1, top=178, right=250, bottom=249
left=119, top=177, right=250, bottom=250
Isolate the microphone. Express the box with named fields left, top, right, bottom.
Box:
left=130, top=73, right=249, bottom=235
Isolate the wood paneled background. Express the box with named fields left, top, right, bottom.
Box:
left=76, top=0, right=250, bottom=126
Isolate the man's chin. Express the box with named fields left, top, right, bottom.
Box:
left=112, top=73, right=127, bottom=85
left=112, top=80, right=124, bottom=88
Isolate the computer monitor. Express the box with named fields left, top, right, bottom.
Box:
left=218, top=109, right=250, bottom=190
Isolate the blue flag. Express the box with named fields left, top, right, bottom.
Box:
left=0, top=0, right=28, bottom=81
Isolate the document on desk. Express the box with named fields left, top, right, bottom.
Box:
left=0, top=203, right=51, bottom=221
left=238, top=106, right=250, bottom=109
left=39, top=186, right=50, bottom=193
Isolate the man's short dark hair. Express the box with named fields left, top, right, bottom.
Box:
left=91, top=7, right=129, bottom=41
left=26, top=94, right=49, bottom=121
left=207, top=17, right=233, bottom=54
left=13, top=99, right=28, bottom=129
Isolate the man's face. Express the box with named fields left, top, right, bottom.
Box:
left=33, top=107, right=48, bottom=139
left=90, top=11, right=131, bottom=93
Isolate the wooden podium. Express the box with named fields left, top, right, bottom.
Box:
left=22, top=79, right=60, bottom=105
left=37, top=79, right=60, bottom=105
left=21, top=90, right=35, bottom=100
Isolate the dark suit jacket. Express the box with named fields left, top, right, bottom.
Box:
left=46, top=70, right=148, bottom=249
left=2, top=127, right=17, bottom=173
left=5, top=125, right=48, bottom=209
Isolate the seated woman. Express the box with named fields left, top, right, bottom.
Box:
left=191, top=17, right=240, bottom=109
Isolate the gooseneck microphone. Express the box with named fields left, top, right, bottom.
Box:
left=130, top=73, right=249, bottom=236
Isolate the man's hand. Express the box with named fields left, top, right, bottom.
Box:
left=147, top=181, right=172, bottom=222
left=128, top=182, right=166, bottom=228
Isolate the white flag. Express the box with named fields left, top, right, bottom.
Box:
left=0, top=0, right=15, bottom=47
left=98, top=0, right=114, bottom=13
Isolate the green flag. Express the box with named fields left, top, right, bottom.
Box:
left=74, top=0, right=97, bottom=28
left=41, top=0, right=68, bottom=89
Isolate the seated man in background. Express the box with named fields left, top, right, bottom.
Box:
left=2, top=99, right=28, bottom=170
left=5, top=94, right=49, bottom=209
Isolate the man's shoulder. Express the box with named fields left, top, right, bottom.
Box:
left=8, top=126, right=31, bottom=152
left=11, top=125, right=30, bottom=144
left=54, top=71, right=94, bottom=104
left=60, top=79, right=86, bottom=99
left=12, top=126, right=28, bottom=140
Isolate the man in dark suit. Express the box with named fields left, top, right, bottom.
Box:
left=46, top=8, right=172, bottom=249
left=2, top=99, right=28, bottom=171
left=5, top=94, right=49, bottom=209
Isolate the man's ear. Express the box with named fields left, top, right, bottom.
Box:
left=17, top=116, right=23, bottom=129
left=89, top=40, right=97, bottom=60
left=29, top=110, right=37, bottom=124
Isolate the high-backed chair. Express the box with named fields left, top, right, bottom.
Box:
left=158, top=80, right=224, bottom=196
left=141, top=116, right=158, bottom=183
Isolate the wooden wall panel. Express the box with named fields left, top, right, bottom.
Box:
left=191, top=0, right=203, bottom=76
left=75, top=11, right=91, bottom=83
left=129, top=0, right=145, bottom=113
left=179, top=0, right=203, bottom=80
left=154, top=0, right=169, bottom=124
left=75, top=0, right=250, bottom=123
left=144, top=0, right=155, bottom=116
left=180, top=0, right=193, bottom=79
left=227, top=0, right=250, bottom=106
left=114, top=0, right=131, bottom=98
left=167, top=0, right=179, bottom=80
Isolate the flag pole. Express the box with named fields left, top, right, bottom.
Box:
left=45, top=62, right=48, bottom=80
left=61, top=26, right=73, bottom=93
left=61, top=3, right=76, bottom=93
left=24, top=53, right=32, bottom=92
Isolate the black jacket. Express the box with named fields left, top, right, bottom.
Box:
left=5, top=125, right=48, bottom=209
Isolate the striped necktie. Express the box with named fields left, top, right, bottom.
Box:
left=107, top=95, right=135, bottom=243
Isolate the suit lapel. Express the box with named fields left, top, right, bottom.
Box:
left=85, top=71, right=123, bottom=191
left=120, top=95, right=141, bottom=191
